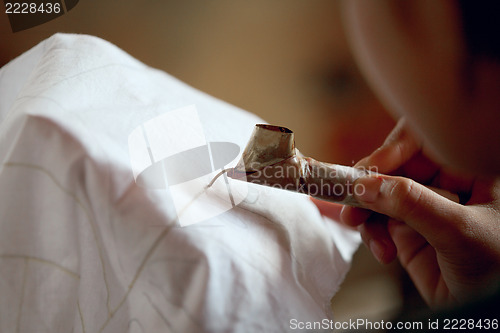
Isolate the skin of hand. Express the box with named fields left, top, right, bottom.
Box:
left=333, top=118, right=500, bottom=308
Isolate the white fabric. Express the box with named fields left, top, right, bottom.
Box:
left=0, top=34, right=360, bottom=333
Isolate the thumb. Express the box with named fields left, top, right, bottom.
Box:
left=353, top=174, right=466, bottom=247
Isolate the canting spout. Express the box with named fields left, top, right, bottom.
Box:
left=232, top=124, right=295, bottom=173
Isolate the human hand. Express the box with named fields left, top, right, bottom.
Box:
left=319, top=118, right=500, bottom=307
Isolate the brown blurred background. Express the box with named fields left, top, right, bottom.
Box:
left=1, top=0, right=419, bottom=323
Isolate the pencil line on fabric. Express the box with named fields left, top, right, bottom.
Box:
left=0, top=254, right=80, bottom=279
left=2, top=162, right=113, bottom=315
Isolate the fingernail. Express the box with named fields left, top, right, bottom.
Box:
left=354, top=176, right=382, bottom=203
left=353, top=157, right=367, bottom=167
left=369, top=239, right=385, bottom=263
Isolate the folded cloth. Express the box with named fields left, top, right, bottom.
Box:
left=0, top=34, right=360, bottom=333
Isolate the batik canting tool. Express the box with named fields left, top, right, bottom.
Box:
left=209, top=124, right=372, bottom=207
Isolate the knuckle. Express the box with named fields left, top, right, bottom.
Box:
left=386, top=177, right=423, bottom=220
left=453, top=210, right=479, bottom=241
